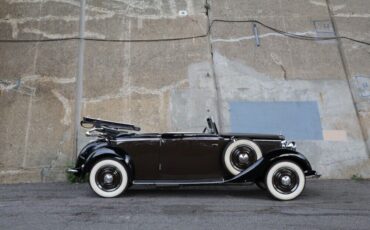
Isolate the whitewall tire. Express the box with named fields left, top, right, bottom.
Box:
left=223, top=139, right=262, bottom=176
left=89, top=159, right=129, bottom=198
left=265, top=161, right=305, bottom=201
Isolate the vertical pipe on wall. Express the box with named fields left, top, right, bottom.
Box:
left=205, top=0, right=223, bottom=132
left=74, top=0, right=86, bottom=156
left=253, top=23, right=260, bottom=47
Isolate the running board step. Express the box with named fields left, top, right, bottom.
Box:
left=132, top=179, right=225, bottom=185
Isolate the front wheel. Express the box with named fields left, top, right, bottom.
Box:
left=265, top=161, right=305, bottom=201
left=89, top=159, right=129, bottom=198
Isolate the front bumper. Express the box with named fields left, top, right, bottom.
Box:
left=305, top=170, right=321, bottom=178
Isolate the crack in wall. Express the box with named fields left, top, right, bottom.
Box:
left=309, top=0, right=327, bottom=7
left=308, top=0, right=345, bottom=11
left=0, top=79, right=36, bottom=96
left=334, top=13, right=370, bottom=18
left=21, top=93, right=33, bottom=168
left=52, top=89, right=72, bottom=126
left=40, top=149, right=68, bottom=182
left=0, top=80, right=19, bottom=92
left=211, top=31, right=317, bottom=43
left=0, top=15, right=80, bottom=24
left=271, top=52, right=287, bottom=80
left=2, top=0, right=111, bottom=39
left=2, top=0, right=205, bottom=40
left=21, top=75, right=76, bottom=84
left=85, top=78, right=188, bottom=104
left=22, top=28, right=78, bottom=39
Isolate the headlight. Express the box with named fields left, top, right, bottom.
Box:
left=281, top=140, right=296, bottom=150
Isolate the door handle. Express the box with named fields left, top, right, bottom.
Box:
left=212, top=143, right=218, bottom=147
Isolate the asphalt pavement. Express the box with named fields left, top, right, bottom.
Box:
left=0, top=180, right=369, bottom=230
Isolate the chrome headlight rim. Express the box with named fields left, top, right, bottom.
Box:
left=281, top=140, right=296, bottom=150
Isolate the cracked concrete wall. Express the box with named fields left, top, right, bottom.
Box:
left=79, top=0, right=215, bottom=150
left=1, top=0, right=370, bottom=183
left=329, top=0, right=370, bottom=176
left=209, top=0, right=370, bottom=178
left=0, top=0, right=79, bottom=183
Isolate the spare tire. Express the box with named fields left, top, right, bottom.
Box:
left=223, top=139, right=262, bottom=175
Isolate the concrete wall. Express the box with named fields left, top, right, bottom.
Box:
left=0, top=0, right=369, bottom=183
left=0, top=0, right=79, bottom=183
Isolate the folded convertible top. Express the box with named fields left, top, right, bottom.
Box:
left=81, top=117, right=141, bottom=131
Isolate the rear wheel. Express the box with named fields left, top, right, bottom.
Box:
left=89, top=159, right=129, bottom=198
left=265, top=161, right=305, bottom=201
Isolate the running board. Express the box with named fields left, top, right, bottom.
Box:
left=132, top=179, right=225, bottom=185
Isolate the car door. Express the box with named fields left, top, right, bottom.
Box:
left=159, top=133, right=226, bottom=180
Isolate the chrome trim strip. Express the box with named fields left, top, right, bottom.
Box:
left=252, top=139, right=283, bottom=142
left=114, top=138, right=283, bottom=142
left=85, top=128, right=104, bottom=137
left=112, top=138, right=161, bottom=144
left=132, top=179, right=225, bottom=185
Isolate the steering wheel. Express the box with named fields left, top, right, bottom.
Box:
left=206, top=117, right=219, bottom=134
left=203, top=127, right=208, bottom=133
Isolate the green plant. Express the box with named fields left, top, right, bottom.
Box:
left=351, top=174, right=364, bottom=181
left=65, top=163, right=88, bottom=183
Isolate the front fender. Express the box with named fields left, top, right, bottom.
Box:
left=226, top=148, right=313, bottom=183
left=264, top=148, right=312, bottom=172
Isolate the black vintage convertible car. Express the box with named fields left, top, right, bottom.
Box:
left=68, top=117, right=319, bottom=200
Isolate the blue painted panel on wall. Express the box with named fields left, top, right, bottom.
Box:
left=230, top=101, right=323, bottom=140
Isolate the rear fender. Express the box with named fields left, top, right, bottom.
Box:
left=83, top=147, right=134, bottom=178
left=76, top=140, right=107, bottom=168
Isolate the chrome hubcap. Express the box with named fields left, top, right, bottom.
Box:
left=272, top=167, right=299, bottom=194
left=230, top=145, right=257, bottom=171
left=104, top=174, right=113, bottom=184
left=95, top=165, right=122, bottom=192
left=238, top=153, right=249, bottom=164
left=281, top=175, right=291, bottom=186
